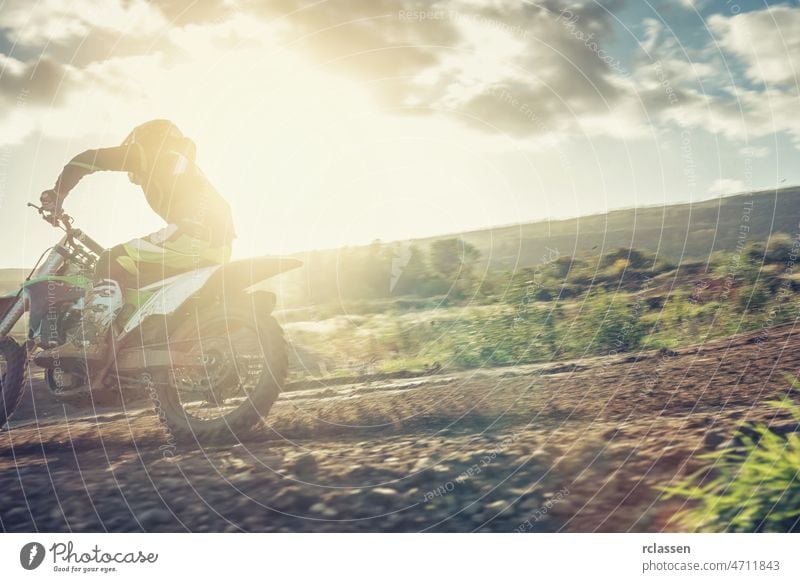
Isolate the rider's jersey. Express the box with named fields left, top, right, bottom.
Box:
left=53, top=144, right=236, bottom=247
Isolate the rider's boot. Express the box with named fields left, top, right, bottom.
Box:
left=35, top=279, right=123, bottom=367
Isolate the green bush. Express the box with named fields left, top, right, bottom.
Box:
left=662, top=377, right=800, bottom=532
left=765, top=233, right=795, bottom=264
left=737, top=282, right=769, bottom=312
left=579, top=290, right=646, bottom=353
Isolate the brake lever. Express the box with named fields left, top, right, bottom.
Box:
left=28, top=202, right=66, bottom=228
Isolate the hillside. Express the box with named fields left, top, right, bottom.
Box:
left=412, top=187, right=800, bottom=270
left=2, top=187, right=797, bottom=298
left=4, top=187, right=799, bottom=272
left=271, top=186, right=800, bottom=308
left=0, top=268, right=26, bottom=296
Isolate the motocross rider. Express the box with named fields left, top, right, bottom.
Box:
left=35, top=120, right=236, bottom=365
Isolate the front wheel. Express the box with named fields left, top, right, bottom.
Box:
left=0, top=338, right=27, bottom=428
left=153, top=301, right=287, bottom=446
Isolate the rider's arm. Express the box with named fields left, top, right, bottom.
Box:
left=53, top=144, right=144, bottom=196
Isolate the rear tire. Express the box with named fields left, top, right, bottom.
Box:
left=0, top=338, right=28, bottom=428
left=154, top=301, right=287, bottom=446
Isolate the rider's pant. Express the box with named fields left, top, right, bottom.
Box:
left=94, top=223, right=232, bottom=290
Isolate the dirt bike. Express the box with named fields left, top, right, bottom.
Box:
left=0, top=203, right=301, bottom=444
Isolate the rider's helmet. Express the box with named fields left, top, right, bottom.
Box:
left=121, top=119, right=196, bottom=184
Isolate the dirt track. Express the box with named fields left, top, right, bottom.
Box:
left=1, top=322, right=799, bottom=532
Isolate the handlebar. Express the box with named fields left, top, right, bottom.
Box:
left=27, top=202, right=74, bottom=231
left=29, top=202, right=104, bottom=257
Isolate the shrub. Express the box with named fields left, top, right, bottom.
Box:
left=662, top=377, right=800, bottom=532
left=737, top=282, right=769, bottom=312
left=579, top=290, right=645, bottom=353
left=600, top=248, right=651, bottom=270
left=765, top=233, right=795, bottom=264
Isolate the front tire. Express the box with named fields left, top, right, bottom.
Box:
left=153, top=301, right=287, bottom=446
left=0, top=338, right=27, bottom=428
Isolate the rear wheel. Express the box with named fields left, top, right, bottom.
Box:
left=154, top=301, right=286, bottom=446
left=0, top=338, right=27, bottom=428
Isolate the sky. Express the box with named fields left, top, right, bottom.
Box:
left=0, top=0, right=798, bottom=267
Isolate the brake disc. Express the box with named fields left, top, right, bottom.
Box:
left=175, top=338, right=240, bottom=400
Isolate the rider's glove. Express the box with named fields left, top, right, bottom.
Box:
left=40, top=189, right=65, bottom=213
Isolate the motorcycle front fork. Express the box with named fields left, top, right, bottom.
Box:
left=0, top=246, right=67, bottom=339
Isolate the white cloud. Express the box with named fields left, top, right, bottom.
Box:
left=2, top=0, right=800, bottom=155
left=709, top=5, right=800, bottom=87
left=741, top=145, right=770, bottom=158
left=677, top=0, right=709, bottom=10
left=632, top=4, right=800, bottom=150
left=708, top=178, right=746, bottom=196
left=0, top=0, right=166, bottom=46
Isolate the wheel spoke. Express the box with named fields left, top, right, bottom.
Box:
left=169, top=314, right=266, bottom=422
